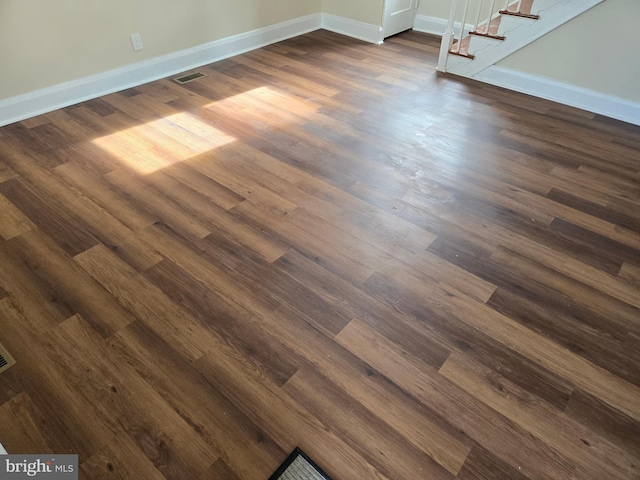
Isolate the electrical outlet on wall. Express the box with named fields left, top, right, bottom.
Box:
left=130, top=33, right=144, bottom=52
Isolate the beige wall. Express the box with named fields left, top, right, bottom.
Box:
left=417, top=0, right=451, bottom=20
left=4, top=0, right=637, bottom=106
left=499, top=0, right=640, bottom=103
left=0, top=0, right=322, bottom=99
left=322, top=0, right=385, bottom=25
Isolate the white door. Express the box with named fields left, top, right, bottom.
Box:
left=383, top=0, right=419, bottom=38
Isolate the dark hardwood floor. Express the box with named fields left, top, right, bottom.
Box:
left=1, top=29, right=639, bottom=479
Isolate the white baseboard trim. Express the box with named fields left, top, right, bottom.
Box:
left=475, top=65, right=640, bottom=126
left=321, top=13, right=383, bottom=45
left=13, top=13, right=633, bottom=129
left=413, top=15, right=446, bottom=35
left=0, top=13, right=323, bottom=128
left=413, top=15, right=475, bottom=37
left=0, top=442, right=7, bottom=455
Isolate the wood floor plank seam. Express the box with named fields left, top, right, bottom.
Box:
left=0, top=30, right=638, bottom=480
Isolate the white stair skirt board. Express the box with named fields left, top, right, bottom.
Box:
left=322, top=14, right=384, bottom=44
left=0, top=442, right=7, bottom=455
left=476, top=65, right=640, bottom=126
left=445, top=0, right=604, bottom=78
left=0, top=14, right=322, bottom=127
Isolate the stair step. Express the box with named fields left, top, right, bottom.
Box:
left=449, top=50, right=475, bottom=60
left=510, top=0, right=535, bottom=15
left=499, top=10, right=540, bottom=20
left=475, top=15, right=503, bottom=36
left=449, top=37, right=475, bottom=59
left=469, top=31, right=506, bottom=41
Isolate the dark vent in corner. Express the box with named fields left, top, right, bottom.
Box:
left=0, top=341, right=16, bottom=374
left=174, top=72, right=207, bottom=84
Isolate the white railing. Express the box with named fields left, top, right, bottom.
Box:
left=437, top=0, right=524, bottom=72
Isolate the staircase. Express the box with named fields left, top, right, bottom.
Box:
left=437, top=0, right=605, bottom=78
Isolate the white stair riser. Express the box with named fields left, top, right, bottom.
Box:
left=467, top=35, right=501, bottom=56
left=444, top=55, right=474, bottom=71
left=529, top=0, right=567, bottom=15
left=497, top=14, right=535, bottom=35
left=466, top=15, right=530, bottom=55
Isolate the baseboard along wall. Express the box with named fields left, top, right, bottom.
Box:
left=476, top=66, right=640, bottom=126
left=1, top=13, right=638, bottom=127
left=413, top=14, right=640, bottom=126
left=0, top=13, right=383, bottom=127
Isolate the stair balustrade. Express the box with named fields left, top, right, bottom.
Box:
left=437, top=0, right=532, bottom=72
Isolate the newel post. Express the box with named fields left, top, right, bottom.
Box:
left=437, top=0, right=459, bottom=72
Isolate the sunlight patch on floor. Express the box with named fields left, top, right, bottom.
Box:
left=92, top=85, right=311, bottom=175
left=92, top=109, right=236, bottom=175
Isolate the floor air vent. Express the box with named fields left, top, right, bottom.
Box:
left=174, top=72, right=207, bottom=84
left=0, top=341, right=16, bottom=374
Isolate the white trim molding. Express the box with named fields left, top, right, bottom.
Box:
left=413, top=14, right=476, bottom=37
left=0, top=12, right=391, bottom=127
left=413, top=14, right=446, bottom=35
left=3, top=8, right=636, bottom=128
left=0, top=14, right=322, bottom=128
left=476, top=65, right=640, bottom=126
left=322, top=14, right=384, bottom=45
left=0, top=442, right=7, bottom=455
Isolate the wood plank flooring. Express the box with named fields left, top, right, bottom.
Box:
left=1, top=30, right=639, bottom=479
